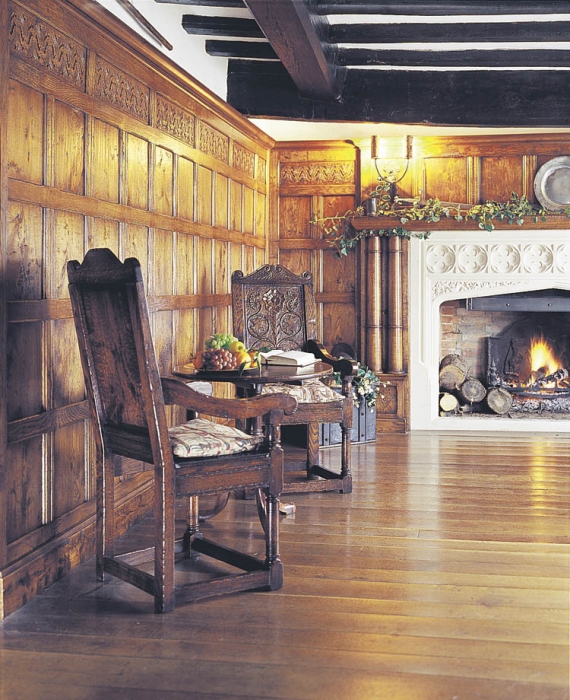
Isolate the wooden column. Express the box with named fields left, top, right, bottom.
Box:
left=365, top=235, right=383, bottom=372
left=387, top=236, right=404, bottom=373
left=0, top=0, right=8, bottom=579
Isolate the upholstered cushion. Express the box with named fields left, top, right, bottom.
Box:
left=169, top=418, right=264, bottom=459
left=261, top=378, right=341, bottom=404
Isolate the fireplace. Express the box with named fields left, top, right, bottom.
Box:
left=409, top=229, right=570, bottom=432
left=440, top=297, right=570, bottom=418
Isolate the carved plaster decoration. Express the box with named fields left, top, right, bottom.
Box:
left=432, top=279, right=522, bottom=301
left=488, top=244, right=521, bottom=274
left=198, top=121, right=229, bottom=163
left=92, top=56, right=149, bottom=122
left=232, top=143, right=256, bottom=179
left=521, top=244, right=554, bottom=274
left=456, top=244, right=488, bottom=274
left=425, top=244, right=456, bottom=274
left=9, top=8, right=86, bottom=89
left=279, top=162, right=355, bottom=185
left=554, top=244, right=570, bottom=273
left=155, top=95, right=195, bottom=146
left=426, top=241, right=569, bottom=277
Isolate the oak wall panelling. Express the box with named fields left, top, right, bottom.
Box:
left=1, top=0, right=273, bottom=617
left=273, top=142, right=362, bottom=359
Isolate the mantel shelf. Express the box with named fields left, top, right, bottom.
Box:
left=351, top=215, right=570, bottom=232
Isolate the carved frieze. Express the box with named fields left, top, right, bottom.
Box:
left=232, top=143, right=256, bottom=179
left=432, top=279, right=521, bottom=300
left=155, top=95, right=195, bottom=147
left=9, top=8, right=86, bottom=89
left=280, top=162, right=355, bottom=185
left=198, top=121, right=229, bottom=163
left=92, top=55, right=149, bottom=122
left=426, top=241, right=570, bottom=277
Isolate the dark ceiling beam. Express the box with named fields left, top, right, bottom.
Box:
left=330, top=21, right=570, bottom=44
left=181, top=15, right=264, bottom=37
left=206, top=39, right=278, bottom=59
left=156, top=0, right=245, bottom=5
left=339, top=48, right=570, bottom=67
left=227, top=60, right=570, bottom=127
left=317, top=0, right=570, bottom=15
left=243, top=0, right=344, bottom=100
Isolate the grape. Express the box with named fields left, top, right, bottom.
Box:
left=201, top=348, right=239, bottom=370
left=204, top=332, right=239, bottom=351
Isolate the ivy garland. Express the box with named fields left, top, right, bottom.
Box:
left=310, top=182, right=570, bottom=258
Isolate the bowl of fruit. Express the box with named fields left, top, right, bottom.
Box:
left=193, top=333, right=259, bottom=373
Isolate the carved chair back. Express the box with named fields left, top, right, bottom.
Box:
left=68, top=248, right=169, bottom=468
left=232, top=265, right=318, bottom=352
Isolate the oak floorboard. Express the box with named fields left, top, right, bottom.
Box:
left=0, top=431, right=568, bottom=700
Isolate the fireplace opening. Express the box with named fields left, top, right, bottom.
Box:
left=439, top=290, right=570, bottom=419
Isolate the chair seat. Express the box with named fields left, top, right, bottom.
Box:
left=169, top=418, right=264, bottom=459
left=260, top=379, right=341, bottom=404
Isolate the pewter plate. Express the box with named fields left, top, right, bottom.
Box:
left=534, top=156, right=570, bottom=211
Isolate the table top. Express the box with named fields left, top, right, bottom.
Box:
left=172, top=361, right=333, bottom=386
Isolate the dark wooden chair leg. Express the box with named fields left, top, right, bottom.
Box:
left=265, top=493, right=283, bottom=590
left=183, top=495, right=202, bottom=558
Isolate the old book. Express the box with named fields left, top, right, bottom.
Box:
left=259, top=350, right=317, bottom=367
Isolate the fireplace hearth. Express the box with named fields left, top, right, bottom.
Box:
left=488, top=316, right=570, bottom=394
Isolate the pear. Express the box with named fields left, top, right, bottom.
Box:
left=229, top=340, right=246, bottom=354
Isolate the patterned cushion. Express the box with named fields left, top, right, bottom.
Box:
left=169, top=418, right=264, bottom=459
left=261, top=379, right=341, bottom=404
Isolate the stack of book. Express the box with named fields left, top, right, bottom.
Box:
left=258, top=350, right=317, bottom=367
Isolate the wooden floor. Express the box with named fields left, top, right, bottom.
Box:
left=1, top=431, right=569, bottom=700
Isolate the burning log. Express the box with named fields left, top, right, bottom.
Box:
left=487, top=387, right=513, bottom=415
left=533, top=368, right=569, bottom=388
left=459, top=378, right=487, bottom=404
left=439, top=354, right=469, bottom=390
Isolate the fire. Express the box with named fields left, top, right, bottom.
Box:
left=529, top=336, right=561, bottom=377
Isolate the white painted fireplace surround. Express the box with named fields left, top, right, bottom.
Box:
left=409, top=229, right=570, bottom=432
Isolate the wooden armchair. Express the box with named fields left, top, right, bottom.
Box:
left=67, top=249, right=296, bottom=613
left=231, top=264, right=357, bottom=494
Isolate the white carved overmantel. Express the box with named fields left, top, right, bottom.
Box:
left=409, top=229, right=570, bottom=432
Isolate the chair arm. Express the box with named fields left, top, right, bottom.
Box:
left=161, top=376, right=297, bottom=421
left=305, top=339, right=358, bottom=379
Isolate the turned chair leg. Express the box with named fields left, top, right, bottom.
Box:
left=306, top=423, right=321, bottom=478
left=183, top=495, right=201, bottom=558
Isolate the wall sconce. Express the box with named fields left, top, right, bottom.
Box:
left=371, top=135, right=413, bottom=203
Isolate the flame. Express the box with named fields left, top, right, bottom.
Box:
left=529, top=336, right=561, bottom=376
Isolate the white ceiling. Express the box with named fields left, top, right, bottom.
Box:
left=95, top=0, right=570, bottom=142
